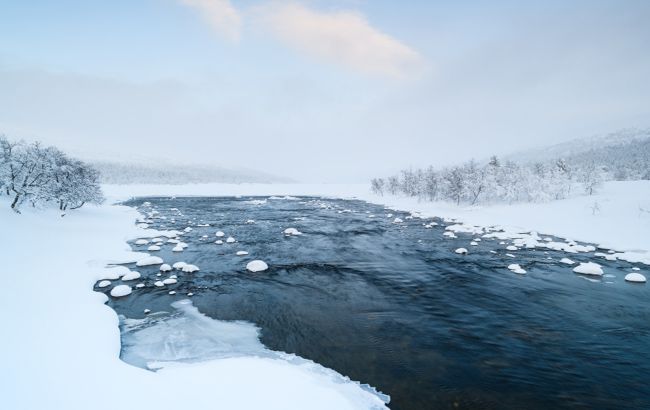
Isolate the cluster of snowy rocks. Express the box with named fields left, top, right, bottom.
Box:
left=99, top=205, right=313, bottom=303
left=437, top=220, right=646, bottom=283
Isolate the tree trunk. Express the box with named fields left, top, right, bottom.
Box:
left=11, top=193, right=21, bottom=212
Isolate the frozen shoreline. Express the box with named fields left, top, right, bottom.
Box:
left=0, top=200, right=388, bottom=410
left=3, top=180, right=648, bottom=409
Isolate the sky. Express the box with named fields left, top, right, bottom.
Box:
left=0, top=0, right=649, bottom=182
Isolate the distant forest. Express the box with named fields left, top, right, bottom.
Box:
left=371, top=129, right=650, bottom=205
left=93, top=161, right=290, bottom=185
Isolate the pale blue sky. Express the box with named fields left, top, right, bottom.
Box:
left=1, top=0, right=649, bottom=181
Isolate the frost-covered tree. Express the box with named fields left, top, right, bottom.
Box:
left=370, top=178, right=385, bottom=196
left=577, top=161, right=604, bottom=195
left=0, top=136, right=104, bottom=212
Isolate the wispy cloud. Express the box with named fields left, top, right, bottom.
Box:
left=255, top=2, right=424, bottom=78
left=180, top=0, right=241, bottom=42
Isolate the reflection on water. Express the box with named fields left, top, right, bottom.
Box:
left=105, top=196, right=650, bottom=410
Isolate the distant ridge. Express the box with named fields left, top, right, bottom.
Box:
left=505, top=128, right=650, bottom=163
left=92, top=161, right=294, bottom=185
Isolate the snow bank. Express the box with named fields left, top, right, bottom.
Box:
left=0, top=203, right=387, bottom=410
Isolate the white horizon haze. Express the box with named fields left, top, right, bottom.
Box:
left=1, top=0, right=649, bottom=183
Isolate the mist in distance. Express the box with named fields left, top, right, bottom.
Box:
left=0, top=0, right=649, bottom=182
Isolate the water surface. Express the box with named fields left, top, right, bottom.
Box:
left=104, top=196, right=650, bottom=410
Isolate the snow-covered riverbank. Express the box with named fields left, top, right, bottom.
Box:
left=104, top=180, right=650, bottom=262
left=0, top=202, right=388, bottom=410
left=3, top=180, right=648, bottom=409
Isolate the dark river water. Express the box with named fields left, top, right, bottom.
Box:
left=103, top=196, right=650, bottom=410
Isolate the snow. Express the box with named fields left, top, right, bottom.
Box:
left=573, top=262, right=604, bottom=276
left=560, top=258, right=576, bottom=265
left=102, top=181, right=650, bottom=265
left=216, top=231, right=225, bottom=237
left=163, top=278, right=178, bottom=285
left=135, top=239, right=149, bottom=245
left=283, top=227, right=302, bottom=236
left=247, top=260, right=269, bottom=272
left=624, top=272, right=647, bottom=283
left=147, top=245, right=161, bottom=251
left=455, top=248, right=468, bottom=255
left=97, top=280, right=111, bottom=288
left=226, top=236, right=236, bottom=243
left=135, top=283, right=145, bottom=288
left=215, top=240, right=224, bottom=245
left=121, top=270, right=141, bottom=281
left=172, top=244, right=184, bottom=252
left=507, top=264, right=527, bottom=274
left=160, top=263, right=172, bottom=272
left=154, top=280, right=165, bottom=287
left=236, top=251, right=249, bottom=256
left=7, top=181, right=645, bottom=409
left=135, top=255, right=164, bottom=266
left=110, top=285, right=133, bottom=298
left=172, top=262, right=187, bottom=270
left=506, top=245, right=518, bottom=251
left=182, top=264, right=200, bottom=273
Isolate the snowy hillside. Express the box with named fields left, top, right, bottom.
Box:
left=506, top=128, right=650, bottom=165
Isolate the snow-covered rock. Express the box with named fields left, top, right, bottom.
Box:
left=215, top=240, right=223, bottom=245
left=455, top=248, right=468, bottom=255
left=143, top=309, right=151, bottom=314
left=160, top=264, right=172, bottom=272
left=162, top=278, right=177, bottom=285
left=560, top=258, right=575, bottom=265
left=245, top=220, right=255, bottom=224
left=169, top=291, right=176, bottom=295
left=470, top=241, right=478, bottom=246
left=172, top=244, right=184, bottom=252
left=173, top=262, right=187, bottom=270
left=236, top=251, right=249, bottom=256
left=393, top=218, right=403, bottom=224
left=624, top=272, right=646, bottom=283
left=135, top=283, right=145, bottom=289
left=182, top=264, right=199, bottom=273
left=226, top=237, right=236, bottom=243
left=246, top=260, right=269, bottom=272
left=97, top=280, right=111, bottom=288
left=283, top=228, right=302, bottom=236
left=154, top=281, right=165, bottom=287
left=506, top=245, right=518, bottom=251
left=136, top=256, right=163, bottom=266
left=216, top=231, right=225, bottom=237
left=507, top=264, right=526, bottom=274
left=121, top=271, right=141, bottom=281
left=147, top=245, right=161, bottom=251
left=135, top=239, right=149, bottom=245
left=572, top=262, right=604, bottom=276
left=110, top=285, right=132, bottom=298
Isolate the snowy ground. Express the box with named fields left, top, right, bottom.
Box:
left=0, top=202, right=388, bottom=410
left=3, top=180, right=648, bottom=410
